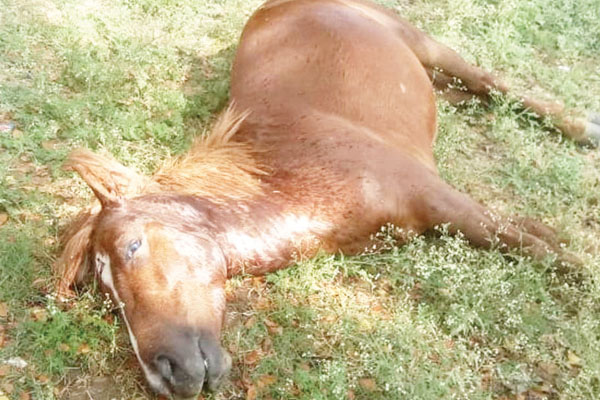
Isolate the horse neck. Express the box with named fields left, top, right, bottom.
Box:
left=212, top=194, right=332, bottom=277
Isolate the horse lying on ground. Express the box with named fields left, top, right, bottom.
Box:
left=55, top=0, right=597, bottom=397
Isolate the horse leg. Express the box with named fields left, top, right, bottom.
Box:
left=383, top=11, right=600, bottom=144
left=412, top=177, right=581, bottom=265
left=425, top=68, right=478, bottom=105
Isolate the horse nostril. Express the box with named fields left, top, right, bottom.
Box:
left=153, top=350, right=205, bottom=397
left=198, top=348, right=209, bottom=382
left=198, top=338, right=232, bottom=392
left=155, top=355, right=174, bottom=382
left=207, top=350, right=232, bottom=391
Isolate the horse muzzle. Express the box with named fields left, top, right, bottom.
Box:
left=149, top=330, right=232, bottom=398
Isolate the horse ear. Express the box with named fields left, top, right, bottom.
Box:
left=56, top=149, right=153, bottom=297
left=64, top=148, right=150, bottom=207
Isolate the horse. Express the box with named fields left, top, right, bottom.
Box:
left=55, top=0, right=597, bottom=397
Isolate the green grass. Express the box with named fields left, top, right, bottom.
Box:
left=1, top=0, right=599, bottom=399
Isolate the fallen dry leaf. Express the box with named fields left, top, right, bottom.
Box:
left=251, top=276, right=265, bottom=287
left=244, top=316, right=257, bottom=329
left=372, top=303, right=384, bottom=313
left=18, top=212, right=42, bottom=223
left=37, top=374, right=49, bottom=384
left=532, top=382, right=553, bottom=395
left=263, top=318, right=278, bottom=328
left=0, top=213, right=7, bottom=226
left=358, top=378, right=377, bottom=391
left=31, top=278, right=48, bottom=291
left=243, top=350, right=261, bottom=366
left=567, top=350, right=582, bottom=367
left=537, top=361, right=559, bottom=382
left=125, top=355, right=139, bottom=369
left=409, top=282, right=422, bottom=300
left=256, top=375, right=277, bottom=389
left=289, top=383, right=301, bottom=396
left=264, top=318, right=282, bottom=335
left=0, top=365, right=10, bottom=377
left=246, top=385, right=257, bottom=400
left=254, top=297, right=271, bottom=310
left=428, top=352, right=441, bottom=364
left=260, top=336, right=273, bottom=353
left=58, top=343, right=70, bottom=352
left=19, top=392, right=31, bottom=400
left=30, top=307, right=48, bottom=322
left=227, top=343, right=239, bottom=354
left=77, top=344, right=91, bottom=354
left=0, top=382, right=14, bottom=394
left=232, top=379, right=245, bottom=390
left=41, top=140, right=59, bottom=150
left=480, top=369, right=493, bottom=390
left=320, top=314, right=337, bottom=323
left=0, top=302, right=8, bottom=318
left=298, top=362, right=310, bottom=371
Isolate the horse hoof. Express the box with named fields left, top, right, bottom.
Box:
left=584, top=114, right=600, bottom=147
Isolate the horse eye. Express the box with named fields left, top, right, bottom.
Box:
left=126, top=239, right=142, bottom=261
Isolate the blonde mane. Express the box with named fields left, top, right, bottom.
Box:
left=149, top=104, right=268, bottom=201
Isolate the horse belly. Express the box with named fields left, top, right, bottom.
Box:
left=231, top=0, right=437, bottom=152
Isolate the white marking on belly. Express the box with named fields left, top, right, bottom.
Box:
left=95, top=252, right=168, bottom=395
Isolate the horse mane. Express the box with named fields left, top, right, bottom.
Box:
left=56, top=103, right=265, bottom=296
left=55, top=208, right=98, bottom=297
left=149, top=104, right=268, bottom=201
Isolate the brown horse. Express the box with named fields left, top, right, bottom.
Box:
left=55, top=0, right=596, bottom=397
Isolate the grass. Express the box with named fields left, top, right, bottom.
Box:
left=0, top=0, right=599, bottom=399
